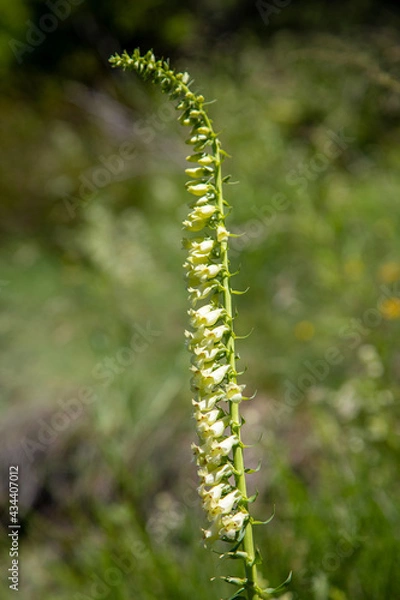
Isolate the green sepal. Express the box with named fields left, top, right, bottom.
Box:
left=226, top=526, right=247, bottom=554
left=239, top=428, right=262, bottom=449
left=242, top=390, right=257, bottom=401
left=219, top=550, right=249, bottom=561
left=245, top=490, right=259, bottom=504
left=225, top=204, right=233, bottom=217
left=231, top=287, right=250, bottom=295
left=235, top=368, right=246, bottom=376
left=254, top=547, right=264, bottom=566
left=222, top=176, right=240, bottom=185
left=228, top=231, right=246, bottom=238
left=240, top=432, right=262, bottom=450
left=251, top=506, right=276, bottom=526
left=233, top=328, right=254, bottom=340
left=245, top=460, right=262, bottom=474
left=219, top=148, right=232, bottom=158
left=220, top=547, right=259, bottom=568
left=224, top=589, right=246, bottom=600
left=256, top=571, right=292, bottom=598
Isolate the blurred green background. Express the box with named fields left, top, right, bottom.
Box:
left=1, top=1, right=400, bottom=598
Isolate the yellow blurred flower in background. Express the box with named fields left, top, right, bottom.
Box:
left=294, top=320, right=315, bottom=341
left=378, top=261, right=400, bottom=283
left=344, top=258, right=365, bottom=280
left=380, top=297, right=400, bottom=320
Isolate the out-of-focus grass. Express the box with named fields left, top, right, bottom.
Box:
left=1, top=33, right=400, bottom=599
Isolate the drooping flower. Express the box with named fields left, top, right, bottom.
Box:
left=183, top=204, right=217, bottom=231
left=219, top=510, right=249, bottom=540
left=188, top=304, right=225, bottom=328
left=184, top=262, right=223, bottom=283
left=198, top=463, right=233, bottom=486
left=185, top=166, right=214, bottom=179
left=224, top=382, right=246, bottom=403
left=208, top=489, right=242, bottom=518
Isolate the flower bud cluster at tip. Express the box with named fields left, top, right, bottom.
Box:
left=110, top=48, right=251, bottom=546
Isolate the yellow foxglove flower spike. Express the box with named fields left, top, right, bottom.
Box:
left=109, top=48, right=289, bottom=600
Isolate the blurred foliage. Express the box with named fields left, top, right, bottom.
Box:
left=1, top=1, right=400, bottom=599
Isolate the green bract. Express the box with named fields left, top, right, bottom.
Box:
left=109, top=48, right=290, bottom=600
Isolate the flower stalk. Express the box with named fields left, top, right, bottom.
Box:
left=109, top=48, right=290, bottom=600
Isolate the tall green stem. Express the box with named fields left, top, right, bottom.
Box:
left=211, top=134, right=260, bottom=600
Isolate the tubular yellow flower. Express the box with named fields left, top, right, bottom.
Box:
left=192, top=346, right=224, bottom=369
left=186, top=182, right=213, bottom=196
left=192, top=392, right=223, bottom=412
left=189, top=304, right=225, bottom=328
left=197, top=417, right=228, bottom=438
left=184, top=263, right=223, bottom=283
left=219, top=510, right=249, bottom=540
left=185, top=167, right=214, bottom=178
left=208, top=489, right=242, bottom=517
left=185, top=323, right=229, bottom=349
left=190, top=364, right=231, bottom=393
left=198, top=463, right=233, bottom=486
left=183, top=238, right=215, bottom=253
left=216, top=224, right=229, bottom=242
left=188, top=283, right=218, bottom=304
left=225, top=382, right=246, bottom=403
